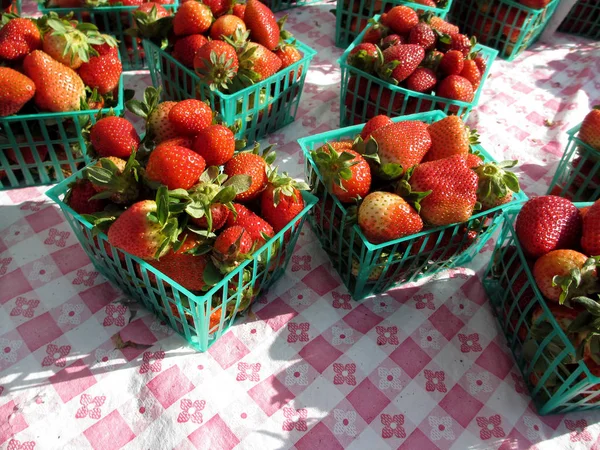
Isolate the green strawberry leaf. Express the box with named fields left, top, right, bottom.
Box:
left=379, top=163, right=404, bottom=180
left=213, top=185, right=237, bottom=204
left=572, top=296, right=600, bottom=316
left=223, top=174, right=252, bottom=194
left=203, top=259, right=223, bottom=286
left=156, top=186, right=169, bottom=226
left=568, top=310, right=594, bottom=333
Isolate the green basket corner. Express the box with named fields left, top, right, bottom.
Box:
left=0, top=74, right=125, bottom=191
left=483, top=203, right=600, bottom=415
left=143, top=38, right=316, bottom=143
left=46, top=166, right=317, bottom=352
left=298, top=110, right=528, bottom=301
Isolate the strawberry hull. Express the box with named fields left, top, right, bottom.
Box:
left=547, top=123, right=600, bottom=202
left=335, top=0, right=453, bottom=49
left=0, top=73, right=125, bottom=191
left=298, top=110, right=528, bottom=301
left=483, top=203, right=600, bottom=415
left=559, top=0, right=600, bottom=40
left=37, top=3, right=179, bottom=70
left=450, top=0, right=560, bottom=61
left=339, top=18, right=498, bottom=126
left=46, top=167, right=317, bottom=353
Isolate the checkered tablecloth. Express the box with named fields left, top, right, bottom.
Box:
left=2, top=2, right=600, bottom=449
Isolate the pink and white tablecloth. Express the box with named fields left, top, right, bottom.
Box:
left=2, top=2, right=600, bottom=449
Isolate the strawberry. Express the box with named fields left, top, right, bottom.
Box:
left=358, top=191, right=423, bottom=244
left=362, top=23, right=386, bottom=44
left=408, top=23, right=436, bottom=50
left=149, top=235, right=207, bottom=291
left=579, top=107, right=600, bottom=150
left=78, top=47, right=122, bottom=95
left=204, top=0, right=232, bottom=16
left=473, top=160, right=521, bottom=210
left=450, top=33, right=473, bottom=56
left=23, top=51, right=85, bottom=113
left=260, top=172, right=308, bottom=232
left=214, top=225, right=253, bottom=260
left=408, top=155, right=478, bottom=226
left=227, top=203, right=274, bottom=244
left=232, top=3, right=246, bottom=20
left=406, top=67, right=436, bottom=93
left=0, top=67, right=35, bottom=116
left=192, top=203, right=230, bottom=230
left=146, top=145, right=206, bottom=190
left=347, top=43, right=379, bottom=72
left=210, top=14, right=246, bottom=40
left=439, top=50, right=464, bottom=76
left=6, top=140, right=48, bottom=165
left=168, top=99, right=213, bottom=135
left=65, top=179, right=108, bottom=215
left=533, top=250, right=594, bottom=304
left=173, top=34, right=209, bottom=68
left=460, top=59, right=482, bottom=89
left=107, top=193, right=179, bottom=260
left=384, top=6, right=419, bottom=35
left=90, top=116, right=140, bottom=158
left=381, top=34, right=405, bottom=49
left=135, top=2, right=169, bottom=16
left=194, top=40, right=239, bottom=90
left=466, top=152, right=484, bottom=168
left=157, top=137, right=195, bottom=149
left=581, top=199, right=600, bottom=256
left=361, top=115, right=393, bottom=140
left=437, top=75, right=475, bottom=104
left=412, top=0, right=436, bottom=5
left=223, top=150, right=269, bottom=201
left=0, top=17, right=42, bottom=61
left=173, top=1, right=214, bottom=36
left=429, top=16, right=459, bottom=35
left=424, top=115, right=471, bottom=161
left=193, top=124, right=235, bottom=166
left=515, top=196, right=583, bottom=259
left=84, top=156, right=140, bottom=205
left=275, top=42, right=303, bottom=81
left=378, top=44, right=425, bottom=83
left=369, top=120, right=432, bottom=169
left=240, top=42, right=282, bottom=81
left=520, top=0, right=551, bottom=8
left=245, top=0, right=280, bottom=51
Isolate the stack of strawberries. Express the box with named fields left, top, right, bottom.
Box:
left=64, top=87, right=308, bottom=328
left=344, top=5, right=489, bottom=121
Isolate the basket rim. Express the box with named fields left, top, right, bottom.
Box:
left=46, top=167, right=318, bottom=304
left=337, top=15, right=499, bottom=109
left=298, top=110, right=529, bottom=251
left=335, top=0, right=452, bottom=18
left=143, top=38, right=318, bottom=101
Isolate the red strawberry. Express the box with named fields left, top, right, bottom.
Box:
left=460, top=59, right=482, bottom=89
left=245, top=0, right=280, bottom=51
left=194, top=40, right=239, bottom=89
left=437, top=75, right=475, bottom=103
left=191, top=203, right=230, bottom=231
left=361, top=115, right=393, bottom=140
left=408, top=23, right=436, bottom=50
left=312, top=145, right=371, bottom=203
left=173, top=1, right=213, bottom=36
left=425, top=115, right=471, bottom=161
left=173, top=34, right=209, bottom=68
left=429, top=16, right=459, bottom=35
left=78, top=47, right=122, bottom=95
left=370, top=120, right=432, bottom=169
left=474, top=54, right=487, bottom=74
left=408, top=155, right=478, bottom=226
left=146, top=145, right=206, bottom=190
left=0, top=17, right=42, bottom=61
left=232, top=3, right=245, bottom=19
left=223, top=152, right=268, bottom=201
left=210, top=14, right=246, bottom=40
left=214, top=225, right=252, bottom=260
left=579, top=107, right=600, bottom=150
left=168, top=99, right=213, bottom=135
left=406, top=67, right=436, bottom=93
left=439, top=50, right=465, bottom=76
left=515, top=196, right=583, bottom=259
left=412, top=0, right=436, bottom=5
left=466, top=152, right=484, bottom=168
left=358, top=191, right=423, bottom=244
left=384, top=6, right=419, bottom=35
left=193, top=124, right=235, bottom=166
left=473, top=160, right=521, bottom=210
left=260, top=173, right=307, bottom=232
left=581, top=199, right=600, bottom=255
left=227, top=203, right=274, bottom=244
left=157, top=136, right=195, bottom=149
left=533, top=250, right=591, bottom=303
left=275, top=43, right=303, bottom=81
left=204, top=0, right=231, bottom=16
left=381, top=34, right=405, bottom=49
left=379, top=44, right=425, bottom=83
left=149, top=235, right=207, bottom=291
left=450, top=33, right=472, bottom=56
left=65, top=179, right=108, bottom=215
left=90, top=116, right=140, bottom=158
left=241, top=42, right=282, bottom=81
left=0, top=67, right=35, bottom=116
left=520, top=0, right=551, bottom=8
left=347, top=43, right=379, bottom=72
left=362, top=23, right=386, bottom=44
left=135, top=2, right=169, bottom=16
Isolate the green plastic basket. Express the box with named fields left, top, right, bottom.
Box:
left=143, top=39, right=316, bottom=143
left=335, top=0, right=453, bottom=49
left=47, top=168, right=317, bottom=352
left=450, top=0, right=560, bottom=61
left=338, top=19, right=498, bottom=127
left=38, top=3, right=179, bottom=71
left=268, top=0, right=320, bottom=12
left=559, top=0, right=600, bottom=40
left=0, top=74, right=124, bottom=191
left=483, top=203, right=600, bottom=415
left=298, top=110, right=528, bottom=300
left=547, top=124, right=600, bottom=202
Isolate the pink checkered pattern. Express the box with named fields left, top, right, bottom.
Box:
left=2, top=2, right=600, bottom=449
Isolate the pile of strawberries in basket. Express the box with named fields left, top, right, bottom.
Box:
left=499, top=196, right=600, bottom=390
left=346, top=5, right=487, bottom=106
left=312, top=114, right=521, bottom=246
left=134, top=0, right=304, bottom=93
left=65, top=87, right=308, bottom=303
